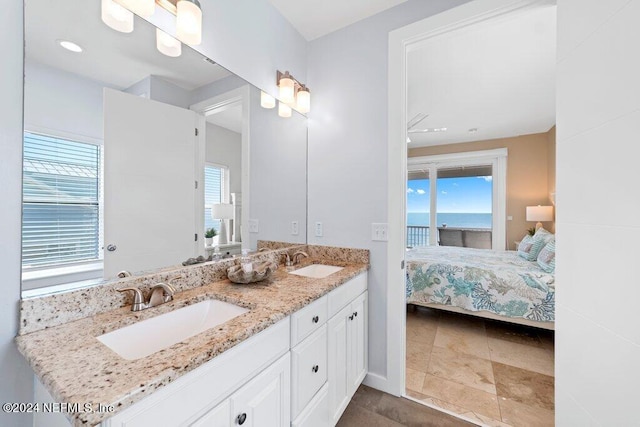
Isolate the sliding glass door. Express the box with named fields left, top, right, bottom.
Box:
left=406, top=149, right=507, bottom=250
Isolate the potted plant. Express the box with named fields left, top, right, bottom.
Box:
left=205, top=227, right=217, bottom=246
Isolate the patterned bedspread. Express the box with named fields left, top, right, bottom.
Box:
left=406, top=246, right=555, bottom=322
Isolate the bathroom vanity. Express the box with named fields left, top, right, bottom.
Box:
left=17, top=245, right=369, bottom=427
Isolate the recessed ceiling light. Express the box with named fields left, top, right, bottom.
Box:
left=468, top=128, right=478, bottom=133
left=57, top=40, right=83, bottom=53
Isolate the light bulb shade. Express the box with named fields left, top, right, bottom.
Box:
left=278, top=102, right=292, bottom=118
left=176, top=0, right=202, bottom=45
left=116, top=0, right=155, bottom=17
left=296, top=87, right=310, bottom=113
left=211, top=203, right=234, bottom=220
left=101, top=0, right=134, bottom=33
left=526, top=205, right=554, bottom=222
left=156, top=28, right=182, bottom=57
left=260, top=91, right=276, bottom=109
left=278, top=76, right=295, bottom=104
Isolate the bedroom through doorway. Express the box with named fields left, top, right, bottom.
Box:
left=397, top=1, right=557, bottom=425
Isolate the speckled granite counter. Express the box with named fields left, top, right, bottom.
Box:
left=15, top=246, right=368, bottom=426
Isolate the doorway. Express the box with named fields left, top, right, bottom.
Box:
left=386, top=0, right=557, bottom=424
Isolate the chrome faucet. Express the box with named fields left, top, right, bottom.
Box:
left=281, top=252, right=293, bottom=267
left=117, top=278, right=179, bottom=312
left=292, top=251, right=309, bottom=265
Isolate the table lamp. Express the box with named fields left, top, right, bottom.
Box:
left=211, top=203, right=234, bottom=244
left=526, top=205, right=554, bottom=231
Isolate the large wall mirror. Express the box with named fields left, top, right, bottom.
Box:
left=21, top=0, right=307, bottom=295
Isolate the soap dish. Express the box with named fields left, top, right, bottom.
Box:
left=227, top=261, right=279, bottom=284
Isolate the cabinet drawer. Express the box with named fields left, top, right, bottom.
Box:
left=328, top=273, right=367, bottom=318
left=291, top=325, right=327, bottom=419
left=291, top=295, right=327, bottom=347
left=292, top=383, right=329, bottom=427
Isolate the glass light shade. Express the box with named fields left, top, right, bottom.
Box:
left=278, top=76, right=295, bottom=104
left=296, top=87, right=310, bottom=113
left=176, top=0, right=203, bottom=45
left=117, top=0, right=155, bottom=17
left=101, top=0, right=134, bottom=33
left=260, top=91, right=276, bottom=109
left=156, top=29, right=182, bottom=57
left=278, top=102, right=292, bottom=118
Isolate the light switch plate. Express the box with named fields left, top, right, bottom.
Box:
left=372, top=223, right=388, bottom=241
left=248, top=219, right=259, bottom=233
left=291, top=221, right=299, bottom=236
left=315, top=222, right=323, bottom=237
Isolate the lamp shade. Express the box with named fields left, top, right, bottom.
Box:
left=156, top=28, right=182, bottom=57
left=176, top=0, right=202, bottom=45
left=260, top=91, right=276, bottom=109
left=211, top=203, right=234, bottom=220
left=101, top=0, right=134, bottom=33
left=526, top=205, right=554, bottom=222
left=296, top=86, right=310, bottom=113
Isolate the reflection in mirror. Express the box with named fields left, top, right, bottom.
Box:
left=22, top=0, right=307, bottom=295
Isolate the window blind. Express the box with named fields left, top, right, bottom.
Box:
left=22, top=132, right=101, bottom=268
left=204, top=165, right=224, bottom=232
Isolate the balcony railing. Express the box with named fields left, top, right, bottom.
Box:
left=407, top=225, right=429, bottom=247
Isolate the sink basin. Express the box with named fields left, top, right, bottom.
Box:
left=97, top=300, right=248, bottom=360
left=289, top=264, right=344, bottom=279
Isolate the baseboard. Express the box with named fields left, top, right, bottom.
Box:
left=363, top=372, right=398, bottom=396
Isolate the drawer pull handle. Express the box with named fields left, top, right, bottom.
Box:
left=237, top=413, right=247, bottom=425
left=353, top=311, right=358, bottom=317
left=349, top=314, right=354, bottom=320
left=312, top=365, right=319, bottom=373
left=312, top=315, right=319, bottom=323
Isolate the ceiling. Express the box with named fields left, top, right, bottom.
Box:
left=269, top=0, right=408, bottom=40
left=407, top=5, right=557, bottom=147
left=25, top=0, right=230, bottom=91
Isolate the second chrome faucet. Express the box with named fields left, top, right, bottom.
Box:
left=117, top=279, right=179, bottom=312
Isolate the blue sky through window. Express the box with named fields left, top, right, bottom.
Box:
left=407, top=176, right=492, bottom=213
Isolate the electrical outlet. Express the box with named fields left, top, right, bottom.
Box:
left=248, top=219, right=259, bottom=233
left=291, top=221, right=299, bottom=236
left=315, top=222, right=323, bottom=237
left=372, top=223, right=388, bottom=241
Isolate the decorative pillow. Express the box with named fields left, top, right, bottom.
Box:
left=517, top=228, right=553, bottom=261
left=537, top=239, right=556, bottom=273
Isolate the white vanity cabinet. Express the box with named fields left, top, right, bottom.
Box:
left=327, top=275, right=368, bottom=425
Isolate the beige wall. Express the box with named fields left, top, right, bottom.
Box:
left=408, top=128, right=556, bottom=249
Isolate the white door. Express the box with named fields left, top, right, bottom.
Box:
left=230, top=353, right=290, bottom=427
left=103, top=88, right=198, bottom=278
left=327, top=304, right=351, bottom=425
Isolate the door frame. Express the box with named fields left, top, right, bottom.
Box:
left=385, top=0, right=552, bottom=396
left=190, top=85, right=251, bottom=251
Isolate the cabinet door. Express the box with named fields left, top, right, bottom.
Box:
left=348, top=291, right=367, bottom=395
left=230, top=353, right=290, bottom=427
left=291, top=325, right=327, bottom=419
left=327, top=304, right=352, bottom=425
left=190, top=400, right=230, bottom=427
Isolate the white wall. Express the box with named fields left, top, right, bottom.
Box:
left=306, top=0, right=470, bottom=384
left=24, top=60, right=107, bottom=141
left=555, top=0, right=640, bottom=424
left=0, top=3, right=34, bottom=426
left=249, top=87, right=307, bottom=248
left=206, top=122, right=242, bottom=195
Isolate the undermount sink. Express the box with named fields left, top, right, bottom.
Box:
left=289, top=264, right=344, bottom=279
left=97, top=299, right=249, bottom=360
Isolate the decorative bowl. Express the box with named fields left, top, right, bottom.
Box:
left=227, top=261, right=279, bottom=284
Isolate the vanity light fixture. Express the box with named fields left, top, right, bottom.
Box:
left=274, top=70, right=311, bottom=115
left=260, top=91, right=276, bottom=109
left=156, top=28, right=182, bottom=57
left=101, top=0, right=134, bottom=33
left=278, top=102, right=292, bottom=118
left=102, top=0, right=203, bottom=57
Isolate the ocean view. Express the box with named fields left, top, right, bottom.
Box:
left=407, top=212, right=492, bottom=229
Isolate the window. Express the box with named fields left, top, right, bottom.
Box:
left=204, top=164, right=229, bottom=233
left=22, top=132, right=101, bottom=269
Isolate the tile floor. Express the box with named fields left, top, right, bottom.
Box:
left=405, top=306, right=555, bottom=427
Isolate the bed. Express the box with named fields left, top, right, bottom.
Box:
left=406, top=246, right=555, bottom=330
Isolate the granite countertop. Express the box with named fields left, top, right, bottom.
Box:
left=15, top=259, right=368, bottom=426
